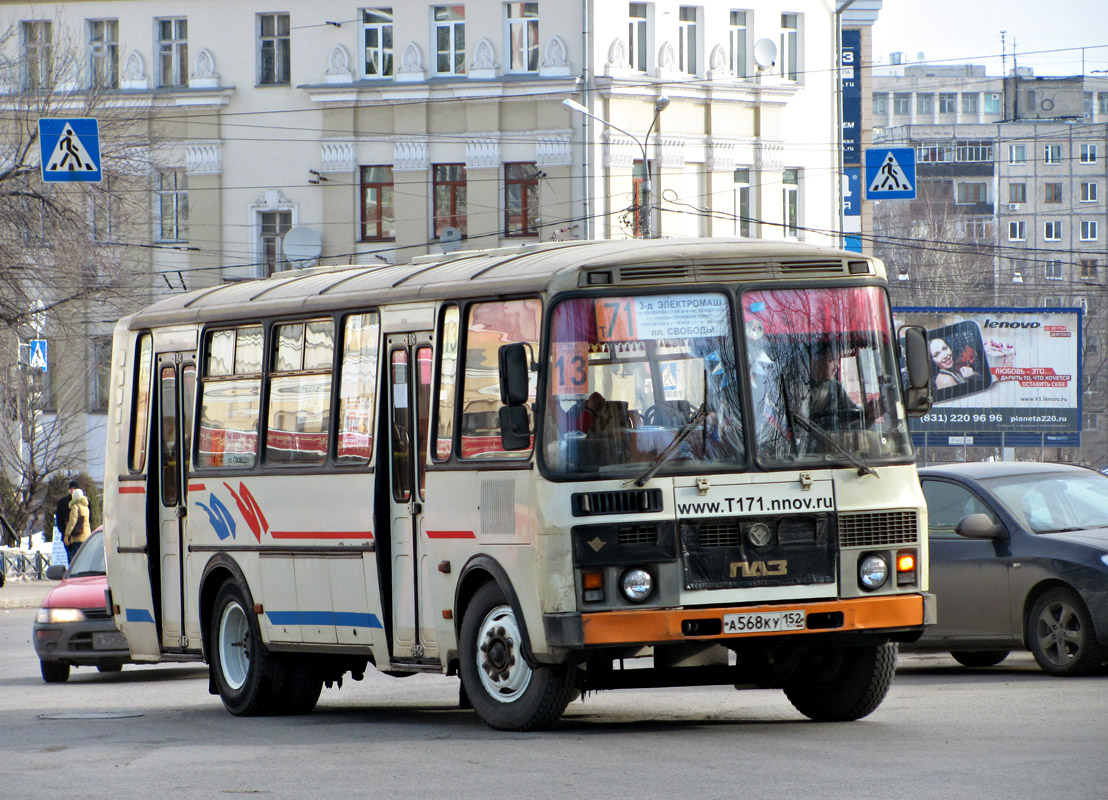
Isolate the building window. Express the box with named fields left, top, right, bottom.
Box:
left=1008, top=183, right=1026, bottom=204
left=434, top=6, right=466, bottom=75
left=433, top=163, right=467, bottom=238
left=1045, top=260, right=1063, bottom=280
left=956, top=140, right=991, bottom=162
left=779, top=13, right=798, bottom=81
left=1080, top=182, right=1098, bottom=202
left=733, top=168, right=752, bottom=237
left=956, top=182, right=987, bottom=204
left=90, top=336, right=112, bottom=413
left=1043, top=296, right=1064, bottom=308
left=88, top=19, right=119, bottom=89
left=1008, top=221, right=1026, bottom=241
left=506, top=3, right=538, bottom=72
left=629, top=3, right=648, bottom=72
left=1044, top=221, right=1062, bottom=241
left=504, top=163, right=540, bottom=237
left=918, top=144, right=952, bottom=163
left=729, top=11, right=748, bottom=78
left=917, top=93, right=933, bottom=115
left=258, top=13, right=291, bottom=85
left=1080, top=144, right=1098, bottom=164
left=678, top=6, right=698, bottom=75
left=873, top=92, right=888, bottom=115
left=1100, top=93, right=1108, bottom=115
left=360, top=166, right=395, bottom=241
left=1081, top=220, right=1099, bottom=241
left=984, top=93, right=1001, bottom=114
left=259, top=210, right=293, bottom=275
left=961, top=93, right=977, bottom=114
left=893, top=93, right=910, bottom=115
left=1008, top=144, right=1026, bottom=164
left=1080, top=259, right=1098, bottom=280
left=155, top=170, right=188, bottom=242
left=363, top=8, right=393, bottom=77
left=939, top=93, right=956, bottom=113
left=157, top=18, right=188, bottom=88
left=1044, top=144, right=1062, bottom=165
left=1045, top=183, right=1063, bottom=203
left=782, top=168, right=799, bottom=238
left=22, top=20, right=53, bottom=90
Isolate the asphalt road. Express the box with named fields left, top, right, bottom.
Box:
left=2, top=605, right=1106, bottom=800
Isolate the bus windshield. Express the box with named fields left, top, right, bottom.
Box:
left=543, top=292, right=745, bottom=476
left=742, top=286, right=913, bottom=466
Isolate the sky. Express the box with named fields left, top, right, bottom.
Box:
left=871, top=0, right=1108, bottom=77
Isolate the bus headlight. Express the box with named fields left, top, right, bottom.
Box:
left=858, top=555, right=889, bottom=591
left=619, top=568, right=654, bottom=604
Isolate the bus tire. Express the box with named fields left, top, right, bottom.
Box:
left=210, top=579, right=280, bottom=716
left=271, top=655, right=324, bottom=714
left=783, top=642, right=897, bottom=722
left=459, top=582, right=575, bottom=731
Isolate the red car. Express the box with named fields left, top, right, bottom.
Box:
left=33, top=528, right=132, bottom=682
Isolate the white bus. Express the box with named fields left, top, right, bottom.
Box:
left=104, top=238, right=935, bottom=730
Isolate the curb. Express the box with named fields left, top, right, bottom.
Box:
left=0, top=580, right=57, bottom=610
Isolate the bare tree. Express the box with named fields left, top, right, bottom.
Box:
left=0, top=16, right=158, bottom=534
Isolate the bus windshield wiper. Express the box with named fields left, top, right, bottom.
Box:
left=790, top=412, right=877, bottom=478
left=626, top=402, right=709, bottom=488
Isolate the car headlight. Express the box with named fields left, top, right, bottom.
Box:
left=858, top=555, right=889, bottom=591
left=1101, top=554, right=1108, bottom=568
left=619, top=568, right=654, bottom=603
left=36, top=608, right=86, bottom=624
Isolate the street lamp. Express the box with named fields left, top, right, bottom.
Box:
left=563, top=95, right=670, bottom=238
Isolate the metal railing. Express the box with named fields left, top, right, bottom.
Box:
left=0, top=550, right=53, bottom=581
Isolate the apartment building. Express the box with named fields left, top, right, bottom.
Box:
left=0, top=1, right=850, bottom=484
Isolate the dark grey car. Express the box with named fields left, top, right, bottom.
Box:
left=909, top=462, right=1108, bottom=676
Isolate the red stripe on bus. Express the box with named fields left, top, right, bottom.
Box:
left=426, top=530, right=476, bottom=539
left=267, top=530, right=375, bottom=540
left=119, top=486, right=146, bottom=494
left=189, top=483, right=206, bottom=492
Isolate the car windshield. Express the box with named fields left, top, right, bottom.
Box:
left=983, top=471, right=1108, bottom=533
left=67, top=530, right=106, bottom=577
left=741, top=286, right=914, bottom=466
left=542, top=292, right=745, bottom=477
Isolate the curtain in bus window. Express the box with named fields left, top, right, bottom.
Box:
left=266, top=319, right=333, bottom=465
left=460, top=298, right=541, bottom=459
left=337, top=312, right=380, bottom=463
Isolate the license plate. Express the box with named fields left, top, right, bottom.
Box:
left=92, top=631, right=128, bottom=650
left=722, top=610, right=806, bottom=634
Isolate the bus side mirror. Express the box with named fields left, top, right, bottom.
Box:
left=901, top=325, right=933, bottom=417
left=498, top=343, right=532, bottom=450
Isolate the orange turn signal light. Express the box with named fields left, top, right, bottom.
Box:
left=896, top=553, right=916, bottom=572
left=582, top=571, right=604, bottom=590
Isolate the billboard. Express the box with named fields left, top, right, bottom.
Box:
left=893, top=307, right=1081, bottom=434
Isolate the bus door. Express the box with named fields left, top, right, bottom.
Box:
left=153, top=352, right=196, bottom=650
left=385, top=332, right=436, bottom=660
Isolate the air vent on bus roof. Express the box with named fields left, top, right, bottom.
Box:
left=617, top=265, right=694, bottom=284
left=779, top=259, right=848, bottom=275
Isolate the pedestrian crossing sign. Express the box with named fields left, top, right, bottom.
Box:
left=29, top=339, right=48, bottom=372
left=864, top=147, right=915, bottom=199
left=38, top=117, right=102, bottom=183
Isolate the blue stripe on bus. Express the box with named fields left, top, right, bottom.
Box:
left=265, top=610, right=383, bottom=629
left=125, top=608, right=156, bottom=623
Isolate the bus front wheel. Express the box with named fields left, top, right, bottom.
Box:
left=782, top=642, right=897, bottom=721
left=459, top=582, right=575, bottom=731
left=210, top=580, right=280, bottom=716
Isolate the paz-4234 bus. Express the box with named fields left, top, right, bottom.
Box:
left=104, top=238, right=935, bottom=730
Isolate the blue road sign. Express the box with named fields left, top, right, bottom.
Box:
left=39, top=118, right=102, bottom=182
left=29, top=339, right=48, bottom=372
left=864, top=147, right=915, bottom=199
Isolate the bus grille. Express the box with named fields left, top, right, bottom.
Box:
left=572, top=488, right=663, bottom=516
left=838, top=510, right=919, bottom=548
left=618, top=524, right=660, bottom=546
left=696, top=519, right=742, bottom=548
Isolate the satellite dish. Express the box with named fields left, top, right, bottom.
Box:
left=916, top=52, right=926, bottom=62
left=282, top=226, right=322, bottom=268
left=753, top=38, right=777, bottom=70
left=439, top=226, right=463, bottom=253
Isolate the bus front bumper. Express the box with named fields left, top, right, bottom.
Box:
left=544, top=593, right=935, bottom=649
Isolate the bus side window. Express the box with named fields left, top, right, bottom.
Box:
left=196, top=326, right=262, bottom=470
left=459, top=298, right=541, bottom=460
left=433, top=305, right=459, bottom=461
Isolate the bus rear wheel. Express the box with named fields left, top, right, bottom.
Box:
left=783, top=642, right=897, bottom=721
left=459, top=582, right=575, bottom=731
left=210, top=580, right=281, bottom=716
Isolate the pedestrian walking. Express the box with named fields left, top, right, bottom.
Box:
left=55, top=480, right=78, bottom=543
left=63, top=489, right=92, bottom=562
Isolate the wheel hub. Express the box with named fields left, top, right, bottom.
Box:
left=481, top=625, right=516, bottom=682
left=475, top=606, right=532, bottom=702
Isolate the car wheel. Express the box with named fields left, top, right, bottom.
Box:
left=41, top=660, right=70, bottom=683
left=950, top=650, right=1009, bottom=668
left=783, top=643, right=897, bottom=721
left=458, top=582, right=575, bottom=731
left=210, top=579, right=280, bottom=715
left=97, top=663, right=124, bottom=673
left=1027, top=588, right=1106, bottom=677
